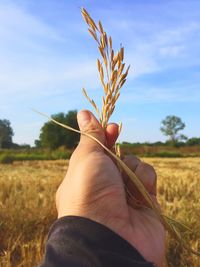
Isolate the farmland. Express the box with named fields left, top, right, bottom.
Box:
left=0, top=158, right=200, bottom=267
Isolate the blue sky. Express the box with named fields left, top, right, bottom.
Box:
left=0, top=0, right=200, bottom=145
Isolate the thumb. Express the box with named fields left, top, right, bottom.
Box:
left=77, top=110, right=105, bottom=152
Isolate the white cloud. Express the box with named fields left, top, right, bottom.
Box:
left=126, top=49, right=159, bottom=78
left=157, top=22, right=200, bottom=45
left=0, top=2, right=65, bottom=43
left=0, top=2, right=99, bottom=97
left=159, top=45, right=185, bottom=58
left=121, top=87, right=200, bottom=104
left=0, top=60, right=97, bottom=94
left=120, top=20, right=200, bottom=78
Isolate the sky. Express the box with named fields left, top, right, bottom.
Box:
left=0, top=0, right=200, bottom=146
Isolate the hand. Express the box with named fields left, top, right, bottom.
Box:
left=56, top=110, right=165, bottom=267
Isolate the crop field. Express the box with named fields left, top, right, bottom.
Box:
left=0, top=158, right=200, bottom=267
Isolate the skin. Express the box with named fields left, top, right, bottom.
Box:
left=56, top=110, right=165, bottom=267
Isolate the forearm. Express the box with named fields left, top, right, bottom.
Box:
left=40, top=216, right=154, bottom=267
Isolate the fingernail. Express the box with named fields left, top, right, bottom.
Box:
left=77, top=110, right=91, bottom=129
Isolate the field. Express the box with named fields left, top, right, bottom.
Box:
left=0, top=158, right=200, bottom=267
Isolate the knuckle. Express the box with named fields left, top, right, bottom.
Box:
left=124, top=155, right=140, bottom=162
left=123, top=155, right=141, bottom=170
left=85, top=123, right=102, bottom=136
left=141, top=162, right=156, bottom=174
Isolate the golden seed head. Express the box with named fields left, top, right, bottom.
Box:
left=81, top=8, right=129, bottom=129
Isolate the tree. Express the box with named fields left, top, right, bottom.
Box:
left=38, top=110, right=79, bottom=150
left=0, top=119, right=14, bottom=149
left=186, top=137, right=200, bottom=146
left=160, top=115, right=186, bottom=145
left=34, top=139, right=41, bottom=148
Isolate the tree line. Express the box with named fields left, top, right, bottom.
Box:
left=1, top=111, right=200, bottom=150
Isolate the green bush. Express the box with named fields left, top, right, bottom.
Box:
left=51, top=150, right=72, bottom=159
left=0, top=149, right=72, bottom=162
left=0, top=154, right=15, bottom=164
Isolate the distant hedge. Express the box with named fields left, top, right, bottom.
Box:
left=0, top=149, right=72, bottom=163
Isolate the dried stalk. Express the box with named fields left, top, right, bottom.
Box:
left=81, top=8, right=130, bottom=128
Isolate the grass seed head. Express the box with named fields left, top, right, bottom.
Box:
left=81, top=7, right=130, bottom=128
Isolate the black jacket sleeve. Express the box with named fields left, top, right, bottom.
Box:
left=40, top=216, right=154, bottom=267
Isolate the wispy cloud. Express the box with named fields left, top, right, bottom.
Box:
left=121, top=84, right=200, bottom=104
left=159, top=45, right=185, bottom=58
left=0, top=2, right=99, bottom=98
left=0, top=2, right=64, bottom=43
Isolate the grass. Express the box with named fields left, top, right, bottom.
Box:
left=120, top=144, right=200, bottom=157
left=0, top=160, right=66, bottom=267
left=0, top=145, right=200, bottom=166
left=0, top=149, right=72, bottom=163
left=150, top=158, right=200, bottom=266
left=0, top=145, right=200, bottom=165
left=0, top=158, right=200, bottom=266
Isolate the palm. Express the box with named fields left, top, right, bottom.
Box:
left=125, top=207, right=165, bottom=266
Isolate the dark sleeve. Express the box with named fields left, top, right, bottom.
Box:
left=40, top=216, right=154, bottom=267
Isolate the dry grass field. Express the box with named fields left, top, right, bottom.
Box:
left=0, top=158, right=200, bottom=267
